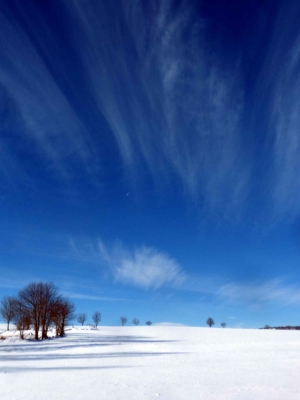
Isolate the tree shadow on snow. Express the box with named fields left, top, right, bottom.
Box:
left=0, top=333, right=180, bottom=354
left=1, top=365, right=133, bottom=373
left=1, top=350, right=186, bottom=363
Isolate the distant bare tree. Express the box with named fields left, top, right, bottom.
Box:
left=0, top=296, right=16, bottom=331
left=146, top=321, right=152, bottom=326
left=92, top=311, right=101, bottom=328
left=77, top=313, right=87, bottom=326
left=221, top=322, right=227, bottom=328
left=206, top=317, right=215, bottom=328
left=132, top=318, right=139, bottom=326
left=120, top=317, right=127, bottom=326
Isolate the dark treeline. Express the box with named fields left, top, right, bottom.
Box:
left=0, top=282, right=75, bottom=340
left=262, top=325, right=300, bottom=330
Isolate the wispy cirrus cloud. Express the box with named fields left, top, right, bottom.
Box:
left=66, top=0, right=247, bottom=211
left=3, top=0, right=300, bottom=222
left=97, top=240, right=186, bottom=290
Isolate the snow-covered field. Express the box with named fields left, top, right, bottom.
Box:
left=1, top=325, right=300, bottom=399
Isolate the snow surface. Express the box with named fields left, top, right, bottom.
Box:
left=1, top=325, right=300, bottom=399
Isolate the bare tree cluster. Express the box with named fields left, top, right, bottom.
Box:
left=74, top=311, right=101, bottom=328
left=120, top=317, right=152, bottom=326
left=0, top=282, right=75, bottom=340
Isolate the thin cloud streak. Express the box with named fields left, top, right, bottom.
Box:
left=62, top=291, right=128, bottom=302
left=0, top=268, right=42, bottom=290
left=183, top=274, right=300, bottom=307
left=0, top=7, right=93, bottom=181
left=218, top=278, right=300, bottom=306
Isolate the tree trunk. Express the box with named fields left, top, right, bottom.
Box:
left=34, top=324, right=39, bottom=340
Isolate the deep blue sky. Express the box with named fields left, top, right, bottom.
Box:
left=1, top=0, right=300, bottom=328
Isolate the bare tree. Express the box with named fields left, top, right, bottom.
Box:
left=146, top=321, right=152, bottom=326
left=39, top=283, right=59, bottom=339
left=120, top=317, right=127, bottom=326
left=132, top=318, right=139, bottom=326
left=77, top=313, right=87, bottom=326
left=18, top=282, right=58, bottom=340
left=220, top=322, right=227, bottom=328
left=52, top=297, right=75, bottom=337
left=206, top=317, right=215, bottom=327
left=12, top=299, right=31, bottom=339
left=92, top=311, right=101, bottom=328
left=18, top=282, right=41, bottom=339
left=0, top=296, right=16, bottom=331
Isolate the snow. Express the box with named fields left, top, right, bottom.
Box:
left=1, top=325, right=300, bottom=399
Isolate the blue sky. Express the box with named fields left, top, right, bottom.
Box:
left=1, top=0, right=300, bottom=328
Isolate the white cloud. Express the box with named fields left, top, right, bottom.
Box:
left=98, top=241, right=186, bottom=290
left=66, top=237, right=186, bottom=290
